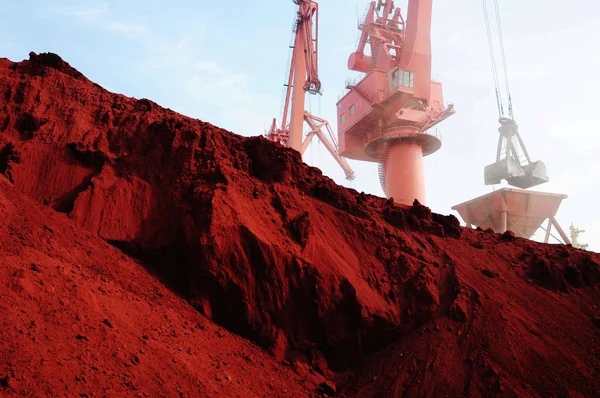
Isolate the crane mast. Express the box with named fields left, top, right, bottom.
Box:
left=337, top=0, right=454, bottom=205
left=267, top=0, right=355, bottom=181
left=287, top=0, right=320, bottom=151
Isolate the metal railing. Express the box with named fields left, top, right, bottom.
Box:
left=338, top=72, right=366, bottom=101
left=364, top=125, right=443, bottom=147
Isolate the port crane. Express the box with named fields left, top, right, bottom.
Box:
left=267, top=0, right=355, bottom=181
left=481, top=0, right=549, bottom=189
left=337, top=0, right=454, bottom=205
left=570, top=224, right=588, bottom=250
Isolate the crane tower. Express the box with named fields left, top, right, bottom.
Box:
left=337, top=0, right=454, bottom=205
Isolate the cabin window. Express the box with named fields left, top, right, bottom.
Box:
left=400, top=70, right=415, bottom=88
left=349, top=104, right=356, bottom=116
left=392, top=69, right=415, bottom=89
left=392, top=69, right=399, bottom=88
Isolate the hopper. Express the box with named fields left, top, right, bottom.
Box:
left=452, top=188, right=570, bottom=243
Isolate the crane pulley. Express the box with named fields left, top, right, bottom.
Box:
left=481, top=0, right=549, bottom=189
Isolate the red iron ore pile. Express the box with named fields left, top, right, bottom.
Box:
left=1, top=53, right=599, bottom=397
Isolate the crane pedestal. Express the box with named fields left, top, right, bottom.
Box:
left=366, top=126, right=442, bottom=206
left=384, top=142, right=425, bottom=205
left=452, top=188, right=571, bottom=244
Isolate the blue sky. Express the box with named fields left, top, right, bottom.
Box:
left=1, top=0, right=600, bottom=250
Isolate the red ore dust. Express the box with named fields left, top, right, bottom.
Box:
left=1, top=52, right=600, bottom=397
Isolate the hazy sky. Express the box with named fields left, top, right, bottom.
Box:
left=1, top=0, right=599, bottom=250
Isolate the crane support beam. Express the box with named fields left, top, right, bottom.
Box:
left=551, top=216, right=572, bottom=245
left=281, top=45, right=298, bottom=132
left=304, top=112, right=355, bottom=180
left=289, top=30, right=307, bottom=151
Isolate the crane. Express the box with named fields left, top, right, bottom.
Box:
left=267, top=0, right=355, bottom=181
left=337, top=0, right=454, bottom=205
left=481, top=0, right=549, bottom=189
left=570, top=224, right=589, bottom=250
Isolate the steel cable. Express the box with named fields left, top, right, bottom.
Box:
left=493, top=0, right=514, bottom=119
left=481, top=0, right=504, bottom=118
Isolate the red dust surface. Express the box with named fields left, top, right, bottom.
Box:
left=1, top=52, right=600, bottom=397
left=0, top=175, right=311, bottom=397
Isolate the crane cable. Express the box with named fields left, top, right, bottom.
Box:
left=279, top=13, right=299, bottom=129
left=481, top=0, right=513, bottom=120
left=493, top=0, right=514, bottom=119
left=481, top=0, right=503, bottom=118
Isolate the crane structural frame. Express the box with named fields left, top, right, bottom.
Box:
left=266, top=0, right=355, bottom=181
left=336, top=0, right=454, bottom=205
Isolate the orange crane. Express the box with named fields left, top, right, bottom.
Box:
left=267, top=0, right=355, bottom=181
left=336, top=0, right=454, bottom=205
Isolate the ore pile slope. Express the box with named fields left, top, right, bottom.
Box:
left=1, top=53, right=600, bottom=397
left=0, top=175, right=309, bottom=397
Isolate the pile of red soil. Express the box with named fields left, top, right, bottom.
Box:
left=1, top=52, right=599, bottom=397
left=0, top=175, right=312, bottom=397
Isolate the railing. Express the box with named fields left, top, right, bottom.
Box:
left=346, top=72, right=367, bottom=88
left=429, top=128, right=443, bottom=141
left=378, top=142, right=390, bottom=194
left=338, top=75, right=456, bottom=135
left=338, top=72, right=366, bottom=101
left=364, top=125, right=443, bottom=147
left=357, top=2, right=371, bottom=32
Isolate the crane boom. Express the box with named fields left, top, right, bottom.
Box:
left=297, top=0, right=321, bottom=94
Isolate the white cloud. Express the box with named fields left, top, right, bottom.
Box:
left=104, top=21, right=148, bottom=36
left=229, top=109, right=273, bottom=136
left=67, top=7, right=107, bottom=19
left=195, top=61, right=218, bottom=72
left=59, top=3, right=148, bottom=39
left=185, top=68, right=251, bottom=104
left=213, top=73, right=248, bottom=89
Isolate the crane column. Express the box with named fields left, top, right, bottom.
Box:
left=289, top=16, right=308, bottom=151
